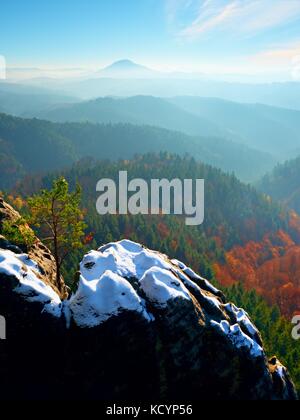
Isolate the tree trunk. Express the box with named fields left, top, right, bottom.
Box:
left=53, top=232, right=62, bottom=293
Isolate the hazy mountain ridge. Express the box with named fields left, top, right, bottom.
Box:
left=0, top=112, right=275, bottom=188
left=30, top=95, right=300, bottom=161
left=30, top=95, right=224, bottom=137
left=18, top=76, right=300, bottom=109
left=170, top=97, right=300, bottom=157
left=8, top=59, right=300, bottom=110
left=0, top=83, right=79, bottom=116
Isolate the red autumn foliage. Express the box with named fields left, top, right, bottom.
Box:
left=157, top=222, right=169, bottom=239
left=83, top=232, right=94, bottom=244
left=214, top=229, right=300, bottom=318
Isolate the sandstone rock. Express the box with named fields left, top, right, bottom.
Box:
left=0, top=197, right=68, bottom=298
left=0, top=200, right=297, bottom=400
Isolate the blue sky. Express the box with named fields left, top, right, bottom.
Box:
left=1, top=0, right=300, bottom=79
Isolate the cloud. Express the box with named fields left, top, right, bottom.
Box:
left=172, top=0, right=300, bottom=40
left=229, top=40, right=300, bottom=80
left=165, top=0, right=197, bottom=24
left=180, top=1, right=239, bottom=38
left=240, top=0, right=300, bottom=33
left=249, top=41, right=300, bottom=66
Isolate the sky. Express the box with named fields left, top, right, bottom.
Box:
left=1, top=0, right=300, bottom=81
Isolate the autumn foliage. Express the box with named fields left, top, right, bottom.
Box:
left=214, top=228, right=300, bottom=318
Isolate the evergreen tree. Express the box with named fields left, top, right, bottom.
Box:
left=27, top=177, right=86, bottom=291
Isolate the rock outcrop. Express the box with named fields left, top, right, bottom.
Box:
left=0, top=199, right=297, bottom=400
left=0, top=197, right=68, bottom=298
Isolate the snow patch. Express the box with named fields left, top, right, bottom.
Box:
left=211, top=319, right=263, bottom=358
left=68, top=270, right=152, bottom=327
left=139, top=267, right=191, bottom=308
left=224, top=303, right=258, bottom=338
left=173, top=267, right=202, bottom=294
left=0, top=249, right=62, bottom=317
left=276, top=365, right=286, bottom=380
left=70, top=240, right=197, bottom=325
left=82, top=240, right=171, bottom=282
left=204, top=295, right=222, bottom=310
left=171, top=258, right=220, bottom=295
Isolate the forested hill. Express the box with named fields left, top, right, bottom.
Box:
left=257, top=156, right=300, bottom=214
left=169, top=97, right=300, bottom=156
left=32, top=95, right=300, bottom=159
left=11, top=153, right=300, bottom=318
left=15, top=153, right=286, bottom=250
left=0, top=84, right=78, bottom=116
left=0, top=112, right=275, bottom=189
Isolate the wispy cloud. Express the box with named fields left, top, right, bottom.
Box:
left=180, top=1, right=238, bottom=38
left=170, top=0, right=300, bottom=40
left=240, top=0, right=300, bottom=33
left=165, top=0, right=197, bottom=24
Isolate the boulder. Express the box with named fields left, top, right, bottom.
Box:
left=0, top=205, right=297, bottom=400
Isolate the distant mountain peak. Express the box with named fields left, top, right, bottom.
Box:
left=99, top=59, right=157, bottom=78
left=105, top=59, right=144, bottom=69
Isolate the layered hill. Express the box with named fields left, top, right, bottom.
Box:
left=31, top=95, right=300, bottom=161
left=0, top=82, right=78, bottom=116
left=25, top=75, right=300, bottom=110
left=170, top=97, right=300, bottom=157
left=0, top=112, right=274, bottom=188
left=31, top=95, right=224, bottom=137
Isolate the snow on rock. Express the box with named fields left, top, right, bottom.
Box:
left=171, top=258, right=220, bottom=295
left=172, top=265, right=203, bottom=295
left=224, top=302, right=259, bottom=339
left=86, top=241, right=212, bottom=309
left=69, top=240, right=195, bottom=326
left=1, top=239, right=223, bottom=328
left=204, top=294, right=222, bottom=310
left=0, top=249, right=62, bottom=317
left=68, top=270, right=152, bottom=328
left=94, top=239, right=171, bottom=280
left=0, top=238, right=265, bottom=365
left=276, top=365, right=286, bottom=380
left=139, top=266, right=191, bottom=308
left=211, top=319, right=264, bottom=358
left=211, top=302, right=263, bottom=357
